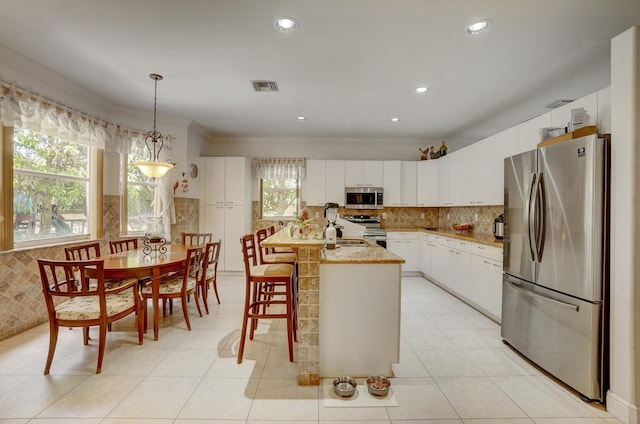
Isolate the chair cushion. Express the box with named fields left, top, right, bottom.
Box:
left=205, top=268, right=216, bottom=280
left=105, top=278, right=138, bottom=290
left=141, top=276, right=197, bottom=295
left=55, top=294, right=135, bottom=321
left=250, top=263, right=293, bottom=277
left=263, top=253, right=296, bottom=264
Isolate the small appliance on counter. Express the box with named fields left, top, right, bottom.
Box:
left=323, top=203, right=342, bottom=239
left=493, top=214, right=504, bottom=239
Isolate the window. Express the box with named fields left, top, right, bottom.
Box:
left=12, top=126, right=91, bottom=244
left=122, top=152, right=157, bottom=233
left=260, top=177, right=300, bottom=219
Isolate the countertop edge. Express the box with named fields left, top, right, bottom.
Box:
left=385, top=228, right=503, bottom=248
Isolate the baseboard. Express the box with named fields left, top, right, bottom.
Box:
left=607, top=390, right=639, bottom=424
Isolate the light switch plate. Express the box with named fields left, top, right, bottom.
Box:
left=382, top=213, right=387, bottom=219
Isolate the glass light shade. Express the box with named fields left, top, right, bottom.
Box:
left=135, top=161, right=174, bottom=178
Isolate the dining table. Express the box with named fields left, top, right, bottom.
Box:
left=95, top=244, right=190, bottom=341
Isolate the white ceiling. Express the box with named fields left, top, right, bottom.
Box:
left=1, top=0, right=639, bottom=151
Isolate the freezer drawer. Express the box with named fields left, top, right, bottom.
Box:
left=501, top=275, right=602, bottom=401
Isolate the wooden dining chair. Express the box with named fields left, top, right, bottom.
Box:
left=238, top=233, right=296, bottom=363
left=37, top=257, right=144, bottom=374
left=65, top=242, right=136, bottom=290
left=141, top=246, right=204, bottom=332
left=181, top=232, right=212, bottom=246
left=200, top=240, right=222, bottom=310
left=109, top=237, right=139, bottom=254
left=256, top=228, right=296, bottom=265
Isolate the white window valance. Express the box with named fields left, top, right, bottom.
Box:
left=254, top=157, right=306, bottom=180
left=0, top=77, right=166, bottom=155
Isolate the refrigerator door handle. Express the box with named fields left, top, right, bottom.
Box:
left=507, top=280, right=580, bottom=312
left=527, top=173, right=538, bottom=262
left=535, top=172, right=547, bottom=261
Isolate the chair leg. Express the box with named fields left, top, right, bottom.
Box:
left=193, top=288, right=203, bottom=318
left=237, top=282, right=252, bottom=364
left=143, top=299, right=148, bottom=333
left=212, top=278, right=221, bottom=304
left=286, top=280, right=294, bottom=362
left=83, top=326, right=90, bottom=345
left=137, top=302, right=144, bottom=344
left=96, top=323, right=107, bottom=374
left=181, top=296, right=192, bottom=331
left=201, top=282, right=210, bottom=314
left=44, top=321, right=58, bottom=375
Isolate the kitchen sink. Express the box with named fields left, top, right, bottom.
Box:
left=335, top=239, right=369, bottom=246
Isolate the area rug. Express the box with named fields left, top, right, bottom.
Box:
left=321, top=378, right=398, bottom=407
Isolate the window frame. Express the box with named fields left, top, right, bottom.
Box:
left=259, top=176, right=301, bottom=220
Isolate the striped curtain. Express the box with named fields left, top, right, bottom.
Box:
left=254, top=157, right=306, bottom=180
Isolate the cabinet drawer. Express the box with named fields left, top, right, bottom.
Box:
left=472, top=243, right=503, bottom=261
left=387, top=231, right=419, bottom=240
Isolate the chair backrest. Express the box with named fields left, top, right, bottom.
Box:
left=181, top=232, right=212, bottom=246
left=109, top=237, right=138, bottom=254
left=240, top=234, right=259, bottom=274
left=183, top=246, right=204, bottom=290
left=64, top=242, right=101, bottom=261
left=203, top=240, right=221, bottom=279
left=38, top=258, right=106, bottom=315
left=267, top=225, right=276, bottom=236
left=255, top=228, right=273, bottom=263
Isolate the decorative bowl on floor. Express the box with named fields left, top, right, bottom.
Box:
left=333, top=376, right=357, bottom=397
left=366, top=375, right=391, bottom=397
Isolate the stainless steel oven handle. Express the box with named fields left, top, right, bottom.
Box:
left=507, top=281, right=579, bottom=312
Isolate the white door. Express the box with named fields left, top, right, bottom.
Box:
left=204, top=157, right=225, bottom=205
left=325, top=160, right=345, bottom=205
left=204, top=205, right=226, bottom=268
left=224, top=157, right=248, bottom=205
left=383, top=161, right=402, bottom=206
left=401, top=161, right=417, bottom=206
left=303, top=160, right=326, bottom=206
left=224, top=205, right=247, bottom=271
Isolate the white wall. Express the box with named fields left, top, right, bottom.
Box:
left=607, top=26, right=640, bottom=424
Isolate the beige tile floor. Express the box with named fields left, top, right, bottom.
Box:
left=0, top=274, right=621, bottom=423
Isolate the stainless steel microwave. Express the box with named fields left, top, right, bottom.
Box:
left=344, top=187, right=384, bottom=209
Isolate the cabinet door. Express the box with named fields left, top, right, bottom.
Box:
left=364, top=161, right=384, bottom=187
left=383, top=161, right=402, bottom=206
left=471, top=255, right=503, bottom=320
left=431, top=237, right=443, bottom=283
left=325, top=160, right=345, bottom=205
left=344, top=160, right=365, bottom=186
left=420, top=239, right=432, bottom=276
left=492, top=127, right=519, bottom=205
left=224, top=157, right=248, bottom=205
left=447, top=151, right=462, bottom=206
left=387, top=239, right=403, bottom=259
left=518, top=113, right=551, bottom=153
left=454, top=249, right=472, bottom=299
left=223, top=205, right=247, bottom=271
left=417, top=160, right=438, bottom=206
left=204, top=157, right=225, bottom=205
left=303, top=160, right=326, bottom=206
left=462, top=137, right=493, bottom=205
left=437, top=155, right=450, bottom=206
left=401, top=161, right=417, bottom=206
left=204, top=205, right=226, bottom=268
left=403, top=239, right=419, bottom=271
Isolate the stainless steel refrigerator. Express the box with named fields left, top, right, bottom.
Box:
left=501, top=133, right=609, bottom=402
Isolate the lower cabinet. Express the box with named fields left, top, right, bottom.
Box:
left=387, top=232, right=419, bottom=273
left=420, top=233, right=503, bottom=322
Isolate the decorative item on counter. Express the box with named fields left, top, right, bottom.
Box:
left=143, top=216, right=167, bottom=255
left=452, top=222, right=473, bottom=232
left=290, top=206, right=313, bottom=239
left=325, top=222, right=337, bottom=249
left=419, top=148, right=429, bottom=160
left=439, top=140, right=448, bottom=157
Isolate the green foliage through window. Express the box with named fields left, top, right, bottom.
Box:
left=261, top=177, right=299, bottom=218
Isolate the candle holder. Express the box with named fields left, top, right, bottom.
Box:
left=144, top=217, right=167, bottom=256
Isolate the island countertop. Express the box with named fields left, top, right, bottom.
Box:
left=321, top=239, right=405, bottom=264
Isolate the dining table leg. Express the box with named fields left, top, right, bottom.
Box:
left=152, top=268, right=160, bottom=341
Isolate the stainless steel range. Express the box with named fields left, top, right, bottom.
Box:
left=342, top=214, right=387, bottom=248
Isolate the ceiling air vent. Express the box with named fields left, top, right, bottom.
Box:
left=251, top=80, right=279, bottom=92
left=545, top=99, right=574, bottom=109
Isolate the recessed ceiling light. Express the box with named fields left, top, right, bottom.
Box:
left=296, top=116, right=307, bottom=120
left=390, top=117, right=400, bottom=123
left=275, top=16, right=299, bottom=32
left=415, top=86, right=428, bottom=94
left=466, top=19, right=490, bottom=35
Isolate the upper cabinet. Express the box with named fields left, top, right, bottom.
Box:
left=518, top=113, right=551, bottom=152
left=417, top=160, right=438, bottom=206
left=597, top=87, right=611, bottom=134
left=401, top=161, right=417, bottom=206
left=302, top=160, right=345, bottom=206
left=383, top=161, right=402, bottom=206
left=345, top=160, right=384, bottom=187
left=202, top=156, right=250, bottom=205
left=492, top=127, right=519, bottom=205
left=437, top=151, right=462, bottom=206
left=461, top=136, right=494, bottom=206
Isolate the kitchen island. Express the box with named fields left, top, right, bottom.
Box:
left=261, top=231, right=404, bottom=385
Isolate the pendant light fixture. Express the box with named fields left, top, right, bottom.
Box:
left=135, top=73, right=174, bottom=179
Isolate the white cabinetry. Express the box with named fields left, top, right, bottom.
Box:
left=420, top=233, right=438, bottom=277
left=462, top=136, right=494, bottom=205
left=387, top=231, right=419, bottom=273
left=202, top=157, right=251, bottom=271
left=417, top=160, right=438, bottom=206
left=383, top=161, right=402, bottom=206
left=518, top=113, right=551, bottom=152
left=441, top=238, right=472, bottom=298
left=345, top=160, right=384, bottom=187
left=438, top=151, right=462, bottom=206
left=302, top=160, right=345, bottom=206
left=492, top=127, right=519, bottom=205
left=597, top=87, right=611, bottom=134
left=470, top=244, right=503, bottom=321
left=401, top=161, right=417, bottom=206
left=325, top=160, right=345, bottom=205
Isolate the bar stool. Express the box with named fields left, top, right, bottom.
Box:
left=237, top=233, right=296, bottom=363
left=256, top=228, right=296, bottom=265
left=268, top=225, right=294, bottom=253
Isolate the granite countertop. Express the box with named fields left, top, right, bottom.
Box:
left=321, top=239, right=405, bottom=264
left=261, top=228, right=325, bottom=248
left=385, top=227, right=503, bottom=248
